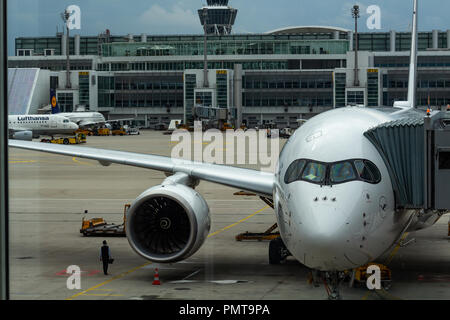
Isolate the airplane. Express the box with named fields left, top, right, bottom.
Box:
left=48, top=91, right=106, bottom=128
left=49, top=89, right=133, bottom=129
left=8, top=0, right=447, bottom=299
left=54, top=111, right=107, bottom=129
left=8, top=114, right=79, bottom=141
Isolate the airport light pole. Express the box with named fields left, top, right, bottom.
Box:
left=61, top=9, right=72, bottom=89
left=352, top=5, right=360, bottom=87
left=0, top=0, right=9, bottom=301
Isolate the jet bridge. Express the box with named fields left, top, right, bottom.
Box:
left=364, top=111, right=450, bottom=211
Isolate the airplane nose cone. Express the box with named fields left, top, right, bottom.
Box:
left=300, top=218, right=353, bottom=269
left=287, top=184, right=373, bottom=270
left=299, top=220, right=371, bottom=270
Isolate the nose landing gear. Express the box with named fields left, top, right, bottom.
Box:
left=323, top=271, right=346, bottom=300
left=309, top=270, right=346, bottom=300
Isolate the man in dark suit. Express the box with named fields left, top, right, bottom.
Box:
left=100, top=240, right=112, bottom=275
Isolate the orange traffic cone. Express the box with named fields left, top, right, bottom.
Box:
left=152, top=268, right=161, bottom=285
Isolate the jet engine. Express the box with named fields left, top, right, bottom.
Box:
left=10, top=131, right=33, bottom=141
left=126, top=183, right=210, bottom=263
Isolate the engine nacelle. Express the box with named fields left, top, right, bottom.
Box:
left=10, top=131, right=32, bottom=141
left=126, top=184, right=210, bottom=263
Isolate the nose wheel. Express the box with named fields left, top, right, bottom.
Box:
left=323, top=271, right=346, bottom=300
left=269, top=237, right=291, bottom=264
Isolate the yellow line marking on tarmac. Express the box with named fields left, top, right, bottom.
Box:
left=82, top=294, right=124, bottom=297
left=66, top=262, right=152, bottom=300
left=91, top=289, right=113, bottom=291
left=384, top=232, right=409, bottom=265
left=66, top=205, right=270, bottom=300
left=207, top=205, right=270, bottom=238
left=72, top=157, right=95, bottom=166
left=9, top=160, right=37, bottom=164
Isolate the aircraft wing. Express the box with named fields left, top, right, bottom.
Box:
left=106, top=118, right=135, bottom=123
left=78, top=120, right=103, bottom=128
left=8, top=140, right=274, bottom=196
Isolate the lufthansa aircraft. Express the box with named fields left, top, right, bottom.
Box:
left=50, top=90, right=132, bottom=128
left=49, top=91, right=107, bottom=128
left=8, top=114, right=78, bottom=140
left=8, top=0, right=445, bottom=299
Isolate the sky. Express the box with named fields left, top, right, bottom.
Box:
left=6, top=0, right=450, bottom=55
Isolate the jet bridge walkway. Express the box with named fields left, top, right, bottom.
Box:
left=364, top=111, right=450, bottom=211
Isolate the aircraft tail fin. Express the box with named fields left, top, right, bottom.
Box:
left=50, top=89, right=60, bottom=114
left=394, top=0, right=418, bottom=110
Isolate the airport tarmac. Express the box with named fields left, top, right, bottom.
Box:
left=8, top=130, right=450, bottom=300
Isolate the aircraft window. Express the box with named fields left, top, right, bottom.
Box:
left=285, top=158, right=381, bottom=185
left=330, top=161, right=356, bottom=183
left=284, top=159, right=306, bottom=184
left=354, top=160, right=381, bottom=183
left=354, top=160, right=373, bottom=181
left=363, top=160, right=381, bottom=183
left=301, top=162, right=326, bottom=183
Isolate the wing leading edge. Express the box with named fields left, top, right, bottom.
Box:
left=9, top=140, right=275, bottom=196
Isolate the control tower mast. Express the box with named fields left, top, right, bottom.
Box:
left=198, top=1, right=238, bottom=88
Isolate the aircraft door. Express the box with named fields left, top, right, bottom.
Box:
left=50, top=118, right=57, bottom=128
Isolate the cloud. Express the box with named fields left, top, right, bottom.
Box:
left=138, top=3, right=200, bottom=34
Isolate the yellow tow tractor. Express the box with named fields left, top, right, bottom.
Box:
left=112, top=127, right=127, bottom=136
left=41, top=133, right=86, bottom=145
left=76, top=128, right=93, bottom=136
left=111, top=122, right=127, bottom=136
left=80, top=204, right=129, bottom=237
left=93, top=127, right=110, bottom=136
left=221, top=122, right=233, bottom=131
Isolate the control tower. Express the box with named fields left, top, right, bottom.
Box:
left=198, top=0, right=238, bottom=35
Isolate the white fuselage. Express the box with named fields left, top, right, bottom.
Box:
left=274, top=107, right=417, bottom=271
left=8, top=114, right=79, bottom=136
left=57, top=112, right=106, bottom=128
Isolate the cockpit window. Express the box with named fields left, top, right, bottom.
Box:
left=301, top=162, right=326, bottom=183
left=354, top=160, right=372, bottom=181
left=284, top=159, right=306, bottom=184
left=284, top=158, right=382, bottom=185
left=354, top=160, right=381, bottom=183
left=330, top=161, right=356, bottom=183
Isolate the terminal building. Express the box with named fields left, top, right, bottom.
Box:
left=8, top=1, right=450, bottom=128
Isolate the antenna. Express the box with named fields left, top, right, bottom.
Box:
left=394, top=0, right=418, bottom=110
